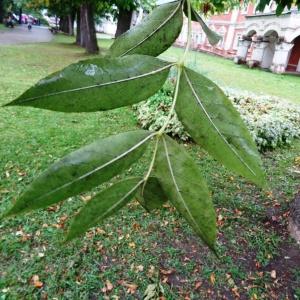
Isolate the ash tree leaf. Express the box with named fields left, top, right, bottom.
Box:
left=154, top=135, right=216, bottom=249
left=176, top=67, right=266, bottom=187
left=5, top=55, right=172, bottom=112
left=66, top=178, right=143, bottom=241
left=108, top=1, right=183, bottom=58
left=183, top=1, right=221, bottom=46
left=3, top=130, right=153, bottom=217
left=137, top=177, right=168, bottom=212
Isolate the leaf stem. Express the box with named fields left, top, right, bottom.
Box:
left=180, top=0, right=192, bottom=65
left=142, top=135, right=160, bottom=194
left=158, top=66, right=182, bottom=135
left=144, top=0, right=192, bottom=184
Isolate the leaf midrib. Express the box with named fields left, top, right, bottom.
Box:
left=94, top=179, right=143, bottom=222
left=162, top=136, right=204, bottom=236
left=18, top=64, right=174, bottom=104
left=30, top=133, right=154, bottom=203
left=183, top=69, right=256, bottom=177
left=120, top=1, right=182, bottom=57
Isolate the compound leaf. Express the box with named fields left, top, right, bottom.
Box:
left=137, top=177, right=167, bottom=212
left=183, top=2, right=221, bottom=45
left=176, top=67, right=266, bottom=187
left=3, top=130, right=152, bottom=217
left=5, top=55, right=171, bottom=112
left=154, top=135, right=216, bottom=249
left=66, top=178, right=143, bottom=241
left=109, top=1, right=183, bottom=57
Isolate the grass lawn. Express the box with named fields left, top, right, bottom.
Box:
left=0, top=35, right=300, bottom=299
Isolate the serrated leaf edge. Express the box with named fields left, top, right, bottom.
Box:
left=182, top=68, right=256, bottom=177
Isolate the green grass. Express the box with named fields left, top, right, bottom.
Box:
left=162, top=47, right=300, bottom=104
left=0, top=35, right=299, bottom=299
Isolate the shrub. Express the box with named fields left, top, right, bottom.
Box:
left=133, top=80, right=190, bottom=141
left=135, top=83, right=300, bottom=151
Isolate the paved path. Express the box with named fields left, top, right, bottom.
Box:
left=0, top=25, right=53, bottom=45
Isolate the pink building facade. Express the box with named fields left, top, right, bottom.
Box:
left=176, top=3, right=300, bottom=74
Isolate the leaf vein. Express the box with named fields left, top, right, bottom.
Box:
left=183, top=69, right=256, bottom=177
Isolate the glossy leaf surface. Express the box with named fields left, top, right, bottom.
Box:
left=176, top=67, right=266, bottom=187
left=137, top=177, right=167, bottom=212
left=109, top=1, right=183, bottom=57
left=6, top=55, right=171, bottom=112
left=66, top=178, right=143, bottom=241
left=154, top=135, right=216, bottom=249
left=4, top=131, right=152, bottom=217
left=183, top=2, right=221, bottom=46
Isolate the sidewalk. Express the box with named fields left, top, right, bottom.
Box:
left=0, top=25, right=53, bottom=46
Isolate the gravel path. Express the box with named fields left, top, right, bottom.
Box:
left=0, top=25, right=53, bottom=45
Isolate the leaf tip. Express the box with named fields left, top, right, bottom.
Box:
left=2, top=101, right=14, bottom=108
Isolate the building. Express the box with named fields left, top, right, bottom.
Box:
left=176, top=2, right=300, bottom=74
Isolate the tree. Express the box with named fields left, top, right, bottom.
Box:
left=3, top=0, right=266, bottom=252
left=28, top=0, right=99, bottom=53
left=78, top=1, right=98, bottom=53
left=0, top=0, right=5, bottom=22
left=256, top=0, right=300, bottom=15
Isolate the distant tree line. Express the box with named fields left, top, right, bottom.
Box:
left=0, top=0, right=299, bottom=54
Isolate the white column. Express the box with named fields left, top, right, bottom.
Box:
left=247, top=40, right=269, bottom=68
left=234, top=38, right=252, bottom=64
left=270, top=42, right=294, bottom=74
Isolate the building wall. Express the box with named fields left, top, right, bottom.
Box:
left=176, top=3, right=300, bottom=74
left=176, top=4, right=256, bottom=58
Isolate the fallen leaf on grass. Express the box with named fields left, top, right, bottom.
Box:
left=270, top=270, right=276, bottom=279
left=136, top=265, right=144, bottom=272
left=195, top=281, right=202, bottom=290
left=102, top=280, right=113, bottom=293
left=128, top=242, right=136, bottom=249
left=30, top=275, right=43, bottom=288
left=119, top=281, right=138, bottom=294
left=210, top=273, right=216, bottom=286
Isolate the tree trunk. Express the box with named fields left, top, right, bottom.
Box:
left=0, top=0, right=4, bottom=23
left=76, top=8, right=81, bottom=45
left=59, top=16, right=69, bottom=34
left=79, top=5, right=86, bottom=47
left=115, top=8, right=133, bottom=37
left=67, top=14, right=75, bottom=36
left=18, top=7, right=22, bottom=24
left=79, top=2, right=99, bottom=54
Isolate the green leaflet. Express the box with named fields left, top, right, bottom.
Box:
left=5, top=55, right=171, bottom=112
left=176, top=67, right=266, bottom=187
left=66, top=178, right=143, bottom=241
left=3, top=130, right=152, bottom=217
left=137, top=177, right=168, bottom=212
left=154, top=135, right=216, bottom=249
left=183, top=1, right=221, bottom=46
left=108, top=1, right=183, bottom=58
